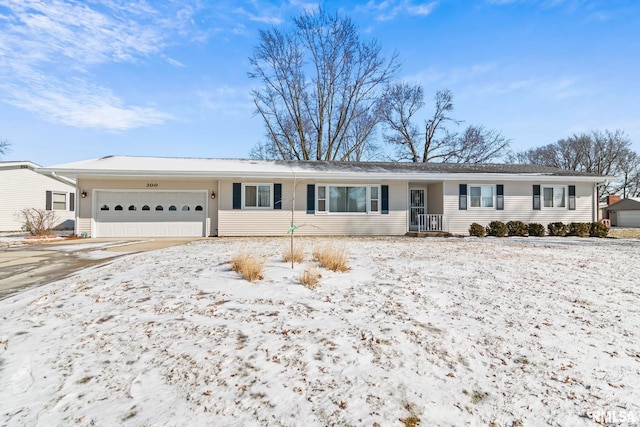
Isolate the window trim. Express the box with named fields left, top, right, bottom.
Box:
left=541, top=185, right=568, bottom=209
left=467, top=184, right=496, bottom=210
left=242, top=183, right=273, bottom=209
left=315, top=184, right=381, bottom=215
left=52, top=192, right=67, bottom=210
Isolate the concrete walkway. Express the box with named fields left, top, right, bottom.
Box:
left=0, top=238, right=200, bottom=300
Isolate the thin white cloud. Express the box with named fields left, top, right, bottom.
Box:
left=234, top=7, right=283, bottom=25
left=0, top=0, right=197, bottom=130
left=359, top=0, right=438, bottom=21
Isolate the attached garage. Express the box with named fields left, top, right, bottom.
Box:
left=94, top=191, right=207, bottom=237
left=606, top=198, right=640, bottom=228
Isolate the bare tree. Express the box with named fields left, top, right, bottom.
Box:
left=510, top=129, right=636, bottom=197
left=441, top=125, right=511, bottom=164
left=0, top=139, right=10, bottom=157
left=248, top=8, right=399, bottom=161
left=380, top=85, right=509, bottom=163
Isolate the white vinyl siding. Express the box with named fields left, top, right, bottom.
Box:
left=315, top=185, right=380, bottom=214
left=76, top=178, right=218, bottom=237
left=445, top=181, right=594, bottom=235
left=218, top=180, right=405, bottom=236
left=0, top=166, right=75, bottom=232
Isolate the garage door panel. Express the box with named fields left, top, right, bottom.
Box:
left=618, top=211, right=640, bottom=228
left=96, top=191, right=206, bottom=237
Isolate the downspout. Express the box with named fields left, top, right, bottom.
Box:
left=593, top=181, right=610, bottom=222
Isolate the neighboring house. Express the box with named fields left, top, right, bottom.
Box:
left=37, top=156, right=610, bottom=238
left=0, top=161, right=76, bottom=232
left=606, top=198, right=640, bottom=228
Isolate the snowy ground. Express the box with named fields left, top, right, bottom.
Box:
left=1, top=236, right=639, bottom=426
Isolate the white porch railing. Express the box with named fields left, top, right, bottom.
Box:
left=417, top=214, right=445, bottom=232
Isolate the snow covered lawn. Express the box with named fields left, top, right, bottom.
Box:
left=1, top=236, right=639, bottom=426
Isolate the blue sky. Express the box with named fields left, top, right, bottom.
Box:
left=1, top=0, right=639, bottom=166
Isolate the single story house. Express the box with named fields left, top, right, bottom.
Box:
left=0, top=161, right=76, bottom=232
left=37, top=156, right=610, bottom=238
left=606, top=198, right=640, bottom=228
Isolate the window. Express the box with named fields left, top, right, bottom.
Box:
left=243, top=184, right=271, bottom=208
left=169, top=205, right=177, bottom=211
left=128, top=205, right=136, bottom=211
left=53, top=193, right=66, bottom=210
left=370, top=186, right=379, bottom=212
left=142, top=205, right=150, bottom=211
left=469, top=185, right=494, bottom=208
left=195, top=205, right=203, bottom=211
left=316, top=185, right=379, bottom=213
left=115, top=205, right=123, bottom=211
left=543, top=186, right=566, bottom=208
left=100, top=204, right=109, bottom=211
left=182, top=205, right=190, bottom=211
left=155, top=205, right=163, bottom=211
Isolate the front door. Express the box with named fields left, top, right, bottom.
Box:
left=409, top=188, right=425, bottom=231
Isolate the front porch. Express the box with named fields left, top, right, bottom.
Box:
left=408, top=182, right=447, bottom=232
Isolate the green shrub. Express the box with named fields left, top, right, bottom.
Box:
left=487, top=221, right=508, bottom=237
left=590, top=222, right=609, bottom=238
left=506, top=220, right=528, bottom=237
left=568, top=222, right=591, bottom=237
left=468, top=223, right=486, bottom=237
left=527, top=223, right=545, bottom=237
left=547, top=222, right=567, bottom=236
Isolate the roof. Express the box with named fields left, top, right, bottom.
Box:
left=0, top=160, right=40, bottom=170
left=2, top=160, right=76, bottom=186
left=606, top=198, right=640, bottom=211
left=37, top=155, right=612, bottom=183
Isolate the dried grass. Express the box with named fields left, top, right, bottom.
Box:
left=230, top=253, right=264, bottom=282
left=312, top=244, right=349, bottom=272
left=283, top=245, right=305, bottom=264
left=608, top=227, right=640, bottom=239
left=299, top=267, right=321, bottom=289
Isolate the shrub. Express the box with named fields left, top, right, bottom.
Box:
left=20, top=208, right=58, bottom=236
left=468, top=223, right=486, bottom=237
left=590, top=222, right=609, bottom=238
left=547, top=222, right=567, bottom=236
left=230, top=253, right=264, bottom=282
left=299, top=267, right=321, bottom=289
left=486, top=221, right=507, bottom=237
left=568, top=222, right=591, bottom=237
left=506, top=220, right=528, bottom=237
left=313, top=245, right=349, bottom=272
left=283, top=245, right=305, bottom=264
left=527, top=223, right=545, bottom=237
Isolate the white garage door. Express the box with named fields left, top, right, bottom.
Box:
left=618, top=210, right=640, bottom=228
left=95, top=191, right=207, bottom=237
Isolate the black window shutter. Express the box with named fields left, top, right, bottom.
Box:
left=70, top=193, right=75, bottom=212
left=232, top=183, right=241, bottom=209
left=274, top=183, right=282, bottom=210
left=45, top=191, right=52, bottom=210
left=381, top=185, right=389, bottom=214
left=459, top=184, right=467, bottom=210
left=568, top=185, right=576, bottom=210
left=496, top=184, right=504, bottom=210
left=533, top=185, right=541, bottom=210
left=307, top=184, right=315, bottom=214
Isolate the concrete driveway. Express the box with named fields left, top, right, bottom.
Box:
left=0, top=238, right=200, bottom=300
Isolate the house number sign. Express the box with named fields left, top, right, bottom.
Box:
left=146, top=183, right=159, bottom=188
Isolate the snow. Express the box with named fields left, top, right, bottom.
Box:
left=1, top=236, right=639, bottom=426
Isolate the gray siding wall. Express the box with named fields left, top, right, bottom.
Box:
left=76, top=178, right=218, bottom=237
left=218, top=179, right=407, bottom=236
left=444, top=181, right=595, bottom=234
left=0, top=168, right=76, bottom=232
